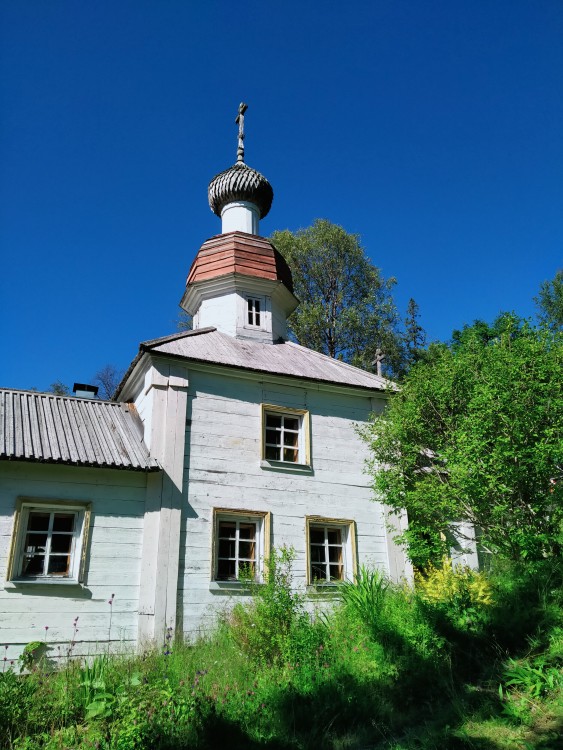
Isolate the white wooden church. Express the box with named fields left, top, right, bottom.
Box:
left=0, top=107, right=411, bottom=659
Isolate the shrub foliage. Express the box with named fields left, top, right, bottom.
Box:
left=2, top=554, right=562, bottom=749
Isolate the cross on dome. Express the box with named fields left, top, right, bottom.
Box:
left=207, top=102, right=274, bottom=228
left=235, top=102, right=248, bottom=163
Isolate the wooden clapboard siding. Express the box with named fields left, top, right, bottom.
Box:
left=178, top=368, right=389, bottom=636
left=0, top=462, right=147, bottom=658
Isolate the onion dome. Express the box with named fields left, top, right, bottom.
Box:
left=208, top=162, right=274, bottom=219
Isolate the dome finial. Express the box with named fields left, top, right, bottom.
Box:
left=208, top=103, right=273, bottom=231
left=235, top=102, right=248, bottom=163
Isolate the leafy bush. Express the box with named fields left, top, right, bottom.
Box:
left=229, top=546, right=324, bottom=667
left=0, top=670, right=37, bottom=747
left=416, top=557, right=493, bottom=632
left=3, top=556, right=563, bottom=750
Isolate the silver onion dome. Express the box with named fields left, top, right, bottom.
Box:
left=208, top=162, right=274, bottom=220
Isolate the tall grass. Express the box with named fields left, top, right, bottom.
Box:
left=1, top=555, right=562, bottom=749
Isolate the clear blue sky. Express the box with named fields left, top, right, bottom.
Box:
left=1, top=1, right=561, bottom=392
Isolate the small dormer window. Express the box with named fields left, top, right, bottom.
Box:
left=247, top=297, right=261, bottom=327
left=239, top=293, right=272, bottom=337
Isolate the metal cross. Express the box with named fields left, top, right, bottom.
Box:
left=235, top=102, right=248, bottom=163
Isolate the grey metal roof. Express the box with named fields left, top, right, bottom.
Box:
left=0, top=389, right=159, bottom=471
left=140, top=328, right=390, bottom=391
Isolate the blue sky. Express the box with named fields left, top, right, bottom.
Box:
left=1, top=1, right=561, bottom=392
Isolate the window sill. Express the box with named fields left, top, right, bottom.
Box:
left=306, top=583, right=341, bottom=598
left=260, top=459, right=313, bottom=474
left=209, top=580, right=264, bottom=595
left=5, top=578, right=83, bottom=588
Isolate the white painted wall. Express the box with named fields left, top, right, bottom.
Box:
left=0, top=463, right=147, bottom=662
left=221, top=201, right=260, bottom=234
left=177, top=368, right=395, bottom=636
left=194, top=292, right=238, bottom=336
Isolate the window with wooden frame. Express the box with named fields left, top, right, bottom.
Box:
left=246, top=296, right=262, bottom=328
left=306, top=516, right=356, bottom=585
left=212, top=509, right=270, bottom=583
left=6, top=499, right=91, bottom=584
left=261, top=404, right=310, bottom=467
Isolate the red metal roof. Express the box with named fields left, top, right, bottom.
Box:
left=186, top=232, right=294, bottom=293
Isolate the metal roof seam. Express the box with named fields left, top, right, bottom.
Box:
left=0, top=389, right=155, bottom=472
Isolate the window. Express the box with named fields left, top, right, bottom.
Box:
left=261, top=404, right=310, bottom=467
left=247, top=297, right=261, bottom=327
left=7, top=499, right=91, bottom=584
left=212, top=509, right=270, bottom=583
left=306, top=516, right=356, bottom=585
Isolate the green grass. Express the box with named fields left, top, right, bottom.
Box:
left=2, top=552, right=563, bottom=749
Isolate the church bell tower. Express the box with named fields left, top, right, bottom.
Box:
left=180, top=104, right=299, bottom=344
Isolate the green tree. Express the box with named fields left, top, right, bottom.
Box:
left=271, top=219, right=402, bottom=374
left=535, top=269, right=563, bottom=332
left=49, top=380, right=70, bottom=396
left=403, top=297, right=426, bottom=370
left=361, top=314, right=563, bottom=567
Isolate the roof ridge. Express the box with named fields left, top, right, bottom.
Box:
left=141, top=327, right=217, bottom=350
left=0, top=387, right=118, bottom=403
left=283, top=340, right=392, bottom=386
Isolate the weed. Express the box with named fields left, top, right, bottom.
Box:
left=3, top=555, right=563, bottom=750
left=17, top=642, right=45, bottom=673
left=338, top=565, right=390, bottom=635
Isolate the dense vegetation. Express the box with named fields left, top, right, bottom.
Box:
left=361, top=314, right=563, bottom=568
left=2, top=550, right=562, bottom=750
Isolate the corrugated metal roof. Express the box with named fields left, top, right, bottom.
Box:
left=0, top=389, right=159, bottom=471
left=141, top=328, right=390, bottom=391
